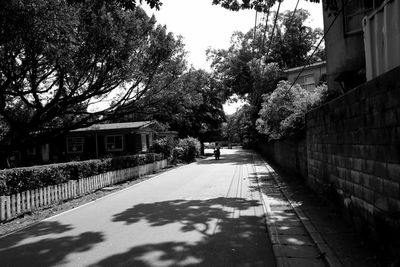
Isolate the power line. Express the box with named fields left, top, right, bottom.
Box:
left=261, top=0, right=282, bottom=73
left=252, top=9, right=259, bottom=58
left=260, top=7, right=271, bottom=55
left=258, top=4, right=271, bottom=70
left=288, top=0, right=300, bottom=28
left=259, top=0, right=299, bottom=71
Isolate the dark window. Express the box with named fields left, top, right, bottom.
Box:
left=344, top=0, right=384, bottom=34
left=105, top=135, right=123, bottom=151
left=67, top=137, right=84, bottom=153
left=27, top=146, right=36, bottom=156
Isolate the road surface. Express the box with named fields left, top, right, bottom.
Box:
left=0, top=149, right=275, bottom=266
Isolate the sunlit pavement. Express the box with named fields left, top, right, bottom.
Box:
left=0, top=148, right=375, bottom=267
left=0, top=149, right=275, bottom=267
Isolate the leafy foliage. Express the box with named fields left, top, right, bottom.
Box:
left=212, top=0, right=338, bottom=15
left=266, top=9, right=324, bottom=69
left=208, top=8, right=324, bottom=144
left=138, top=69, right=226, bottom=142
left=150, top=138, right=176, bottom=158
left=0, top=0, right=186, bottom=152
left=207, top=9, right=323, bottom=100
left=173, top=137, right=201, bottom=163
left=223, top=104, right=254, bottom=144
left=256, top=81, right=327, bottom=140
left=212, top=0, right=276, bottom=12
left=0, top=153, right=164, bottom=195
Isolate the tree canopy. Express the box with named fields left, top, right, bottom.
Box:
left=0, top=0, right=186, bottom=151
left=211, top=0, right=338, bottom=15
left=256, top=81, right=327, bottom=139
left=207, top=7, right=325, bottom=144
left=130, top=69, right=226, bottom=142
left=207, top=9, right=323, bottom=100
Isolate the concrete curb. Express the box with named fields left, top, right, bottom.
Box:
left=260, top=159, right=344, bottom=267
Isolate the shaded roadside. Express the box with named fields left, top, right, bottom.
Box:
left=256, top=155, right=377, bottom=266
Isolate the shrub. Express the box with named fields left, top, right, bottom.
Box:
left=256, top=81, right=327, bottom=139
left=0, top=153, right=164, bottom=195
left=175, top=137, right=201, bottom=162
left=150, top=138, right=176, bottom=158
left=172, top=147, right=185, bottom=164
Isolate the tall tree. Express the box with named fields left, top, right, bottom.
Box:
left=0, top=0, right=186, bottom=153
left=207, top=8, right=323, bottom=144
left=222, top=104, right=256, bottom=146
left=207, top=9, right=322, bottom=100
left=132, top=68, right=226, bottom=144
left=158, top=69, right=225, bottom=141
left=266, top=9, right=324, bottom=69
left=212, top=0, right=336, bottom=14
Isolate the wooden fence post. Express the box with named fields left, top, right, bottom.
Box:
left=21, top=192, right=26, bottom=212
left=54, top=185, right=58, bottom=202
left=16, top=193, right=21, bottom=215
left=49, top=186, right=54, bottom=203
left=47, top=186, right=51, bottom=205
left=35, top=189, right=40, bottom=208
left=70, top=181, right=76, bottom=198
left=83, top=178, right=86, bottom=195
left=61, top=183, right=67, bottom=200
left=5, top=196, right=11, bottom=220
left=77, top=179, right=81, bottom=196
left=0, top=196, right=6, bottom=222
left=39, top=188, right=44, bottom=207
left=11, top=194, right=16, bottom=217
left=26, top=190, right=31, bottom=211
left=30, top=190, right=35, bottom=210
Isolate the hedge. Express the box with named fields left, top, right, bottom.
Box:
left=0, top=153, right=164, bottom=196
left=150, top=138, right=176, bottom=158
left=174, top=137, right=201, bottom=163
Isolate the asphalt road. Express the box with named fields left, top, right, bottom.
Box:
left=0, top=149, right=275, bottom=267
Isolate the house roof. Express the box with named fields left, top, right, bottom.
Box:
left=284, top=61, right=326, bottom=74
left=71, top=121, right=154, bottom=132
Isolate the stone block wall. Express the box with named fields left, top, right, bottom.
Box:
left=257, top=133, right=307, bottom=180
left=306, top=66, right=400, bottom=255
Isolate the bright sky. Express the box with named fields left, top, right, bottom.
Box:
left=142, top=0, right=324, bottom=114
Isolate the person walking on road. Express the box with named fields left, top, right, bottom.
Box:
left=214, top=142, right=221, bottom=160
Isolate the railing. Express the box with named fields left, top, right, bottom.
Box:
left=0, top=159, right=167, bottom=222
left=363, top=0, right=400, bottom=81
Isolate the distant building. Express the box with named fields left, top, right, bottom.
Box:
left=64, top=121, right=156, bottom=160
left=284, top=61, right=326, bottom=90
left=18, top=121, right=176, bottom=167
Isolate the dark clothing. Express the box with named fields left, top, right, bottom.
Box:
left=214, top=148, right=220, bottom=160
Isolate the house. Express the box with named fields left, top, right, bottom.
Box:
left=17, top=121, right=159, bottom=167
left=284, top=61, right=326, bottom=90
left=64, top=121, right=156, bottom=161
left=322, top=0, right=387, bottom=93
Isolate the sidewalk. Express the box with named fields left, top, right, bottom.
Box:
left=252, top=154, right=376, bottom=267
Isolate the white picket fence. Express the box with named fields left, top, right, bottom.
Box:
left=0, top=159, right=167, bottom=222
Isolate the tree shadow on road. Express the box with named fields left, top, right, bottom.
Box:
left=196, top=151, right=252, bottom=165
left=0, top=221, right=104, bottom=267
left=0, top=221, right=74, bottom=249
left=94, top=197, right=275, bottom=266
